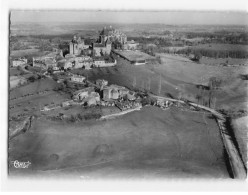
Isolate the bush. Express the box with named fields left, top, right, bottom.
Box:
left=28, top=75, right=36, bottom=82
left=84, top=113, right=101, bottom=120
left=141, top=97, right=152, bottom=106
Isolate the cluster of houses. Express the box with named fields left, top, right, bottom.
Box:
left=46, top=77, right=140, bottom=112
left=12, top=26, right=140, bottom=71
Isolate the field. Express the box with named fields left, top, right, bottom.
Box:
left=10, top=76, right=27, bottom=89
left=232, top=116, right=248, bottom=166
left=200, top=57, right=248, bottom=66
left=9, top=106, right=229, bottom=179
left=9, top=49, right=51, bottom=65
left=9, top=78, right=70, bottom=118
left=191, top=44, right=248, bottom=52
left=10, top=49, right=40, bottom=57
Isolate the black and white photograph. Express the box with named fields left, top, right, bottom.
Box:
left=1, top=0, right=248, bottom=192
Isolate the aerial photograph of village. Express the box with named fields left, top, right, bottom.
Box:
left=8, top=10, right=248, bottom=180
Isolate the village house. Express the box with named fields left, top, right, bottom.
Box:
left=12, top=57, right=28, bottom=67
left=33, top=51, right=62, bottom=69
left=33, top=56, right=56, bottom=69
left=57, top=58, right=75, bottom=70
left=124, top=40, right=139, bottom=50
left=70, top=74, right=86, bottom=83
left=94, top=58, right=105, bottom=67
left=84, top=92, right=100, bottom=106
left=95, top=79, right=108, bottom=89
left=93, top=58, right=117, bottom=67
left=74, top=56, right=93, bottom=69
left=103, top=85, right=129, bottom=101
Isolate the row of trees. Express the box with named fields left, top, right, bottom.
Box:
left=170, top=47, right=248, bottom=59
left=194, top=77, right=222, bottom=108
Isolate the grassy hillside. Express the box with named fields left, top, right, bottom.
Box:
left=9, top=106, right=229, bottom=179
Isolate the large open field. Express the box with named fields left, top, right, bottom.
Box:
left=191, top=44, right=248, bottom=52
left=9, top=106, right=229, bottom=179
left=232, top=116, right=248, bottom=167
left=200, top=57, right=248, bottom=66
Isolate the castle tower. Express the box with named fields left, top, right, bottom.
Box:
left=69, top=42, right=74, bottom=55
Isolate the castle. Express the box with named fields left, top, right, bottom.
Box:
left=69, top=26, right=128, bottom=57
left=99, top=26, right=127, bottom=45
left=92, top=26, right=128, bottom=56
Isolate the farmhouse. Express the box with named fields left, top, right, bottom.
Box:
left=103, top=85, right=129, bottom=101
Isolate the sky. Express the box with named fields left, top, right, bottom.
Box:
left=11, top=11, right=248, bottom=25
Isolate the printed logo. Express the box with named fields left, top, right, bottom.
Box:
left=11, top=160, right=31, bottom=168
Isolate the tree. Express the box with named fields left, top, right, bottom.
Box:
left=28, top=75, right=36, bottom=82
left=156, top=56, right=162, bottom=64
left=191, top=51, right=202, bottom=62
left=47, top=66, right=53, bottom=74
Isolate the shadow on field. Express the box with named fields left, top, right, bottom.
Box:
left=223, top=149, right=234, bottom=179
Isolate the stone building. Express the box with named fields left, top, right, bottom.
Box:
left=103, top=85, right=129, bottom=101
left=91, top=26, right=128, bottom=56
left=70, top=74, right=86, bottom=83
left=99, top=26, right=127, bottom=45
left=124, top=40, right=139, bottom=50
left=69, top=35, right=89, bottom=55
